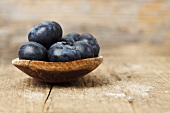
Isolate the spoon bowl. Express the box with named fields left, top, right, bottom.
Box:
left=12, top=56, right=103, bottom=83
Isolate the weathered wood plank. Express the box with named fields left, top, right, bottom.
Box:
left=0, top=0, right=170, bottom=112
left=0, top=66, right=52, bottom=113
left=41, top=44, right=170, bottom=113
left=0, top=44, right=170, bottom=113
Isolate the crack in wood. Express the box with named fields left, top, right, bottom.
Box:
left=27, top=60, right=32, bottom=67
left=42, top=85, right=53, bottom=113
left=124, top=92, right=137, bottom=113
left=128, top=99, right=137, bottom=113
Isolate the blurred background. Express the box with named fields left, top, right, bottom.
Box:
left=0, top=0, right=170, bottom=64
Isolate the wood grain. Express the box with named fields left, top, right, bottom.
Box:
left=0, top=43, right=170, bottom=113
left=12, top=56, right=103, bottom=82
left=0, top=66, right=51, bottom=113
left=0, top=0, right=170, bottom=112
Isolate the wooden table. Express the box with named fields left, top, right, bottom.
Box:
left=0, top=43, right=170, bottom=113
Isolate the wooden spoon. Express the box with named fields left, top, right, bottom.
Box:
left=12, top=56, right=103, bottom=83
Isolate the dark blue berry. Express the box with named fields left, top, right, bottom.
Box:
left=73, top=41, right=94, bottom=59
left=48, top=42, right=81, bottom=62
left=28, top=21, right=62, bottom=49
left=60, top=35, right=74, bottom=45
left=79, top=33, right=100, bottom=57
left=67, top=32, right=80, bottom=41
left=18, top=42, right=48, bottom=61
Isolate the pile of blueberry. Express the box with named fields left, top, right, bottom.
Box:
left=18, top=21, right=100, bottom=62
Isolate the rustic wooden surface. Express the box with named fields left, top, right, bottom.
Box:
left=0, top=43, right=170, bottom=113
left=0, top=0, right=170, bottom=113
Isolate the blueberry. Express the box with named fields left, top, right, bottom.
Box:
left=60, top=35, right=74, bottom=45
left=67, top=32, right=80, bottom=41
left=79, top=33, right=100, bottom=57
left=28, top=21, right=62, bottom=49
left=73, top=41, right=94, bottom=59
left=48, top=42, right=81, bottom=62
left=18, top=42, right=48, bottom=61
